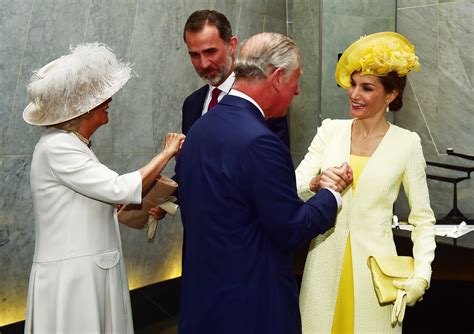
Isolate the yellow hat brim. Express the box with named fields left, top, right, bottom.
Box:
left=335, top=32, right=416, bottom=89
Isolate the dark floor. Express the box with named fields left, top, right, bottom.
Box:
left=0, top=278, right=182, bottom=334
left=1, top=277, right=473, bottom=333
left=131, top=278, right=181, bottom=334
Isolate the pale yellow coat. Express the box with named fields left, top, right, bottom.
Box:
left=296, top=119, right=436, bottom=334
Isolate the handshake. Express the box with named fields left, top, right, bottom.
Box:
left=309, top=162, right=354, bottom=194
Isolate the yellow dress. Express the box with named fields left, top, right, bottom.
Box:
left=331, top=154, right=369, bottom=334
left=297, top=119, right=435, bottom=333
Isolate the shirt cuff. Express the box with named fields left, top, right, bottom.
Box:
left=323, top=187, right=342, bottom=209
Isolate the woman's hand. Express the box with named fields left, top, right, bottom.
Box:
left=149, top=206, right=166, bottom=220
left=393, top=277, right=428, bottom=306
left=391, top=278, right=428, bottom=324
left=310, top=162, right=353, bottom=193
left=139, top=133, right=185, bottom=191
left=163, top=133, right=186, bottom=157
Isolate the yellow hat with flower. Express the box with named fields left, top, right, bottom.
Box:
left=335, top=32, right=420, bottom=89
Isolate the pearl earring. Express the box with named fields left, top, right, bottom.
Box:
left=386, top=105, right=390, bottom=113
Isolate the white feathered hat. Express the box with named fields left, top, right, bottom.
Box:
left=23, top=42, right=132, bottom=126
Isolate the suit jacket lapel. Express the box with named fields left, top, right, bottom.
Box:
left=182, top=85, right=209, bottom=134
left=190, top=85, right=209, bottom=123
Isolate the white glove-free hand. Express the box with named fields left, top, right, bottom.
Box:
left=393, top=277, right=428, bottom=306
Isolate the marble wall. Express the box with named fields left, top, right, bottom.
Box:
left=394, top=0, right=473, bottom=220
left=2, top=0, right=470, bottom=326
left=290, top=0, right=396, bottom=164
left=289, top=0, right=321, bottom=164
left=291, top=0, right=473, bottom=221
left=0, top=0, right=288, bottom=325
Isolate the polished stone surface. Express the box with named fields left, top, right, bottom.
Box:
left=290, top=0, right=322, bottom=165
left=319, top=0, right=396, bottom=123
left=291, top=0, right=473, bottom=223
left=1, top=0, right=472, bottom=326
left=0, top=0, right=287, bottom=325
left=395, top=0, right=473, bottom=220
left=2, top=277, right=473, bottom=333
left=291, top=0, right=396, bottom=165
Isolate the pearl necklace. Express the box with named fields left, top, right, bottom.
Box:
left=73, top=131, right=92, bottom=148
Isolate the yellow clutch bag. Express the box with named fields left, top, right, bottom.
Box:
left=367, top=256, right=414, bottom=304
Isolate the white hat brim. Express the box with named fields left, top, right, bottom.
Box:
left=23, top=71, right=130, bottom=126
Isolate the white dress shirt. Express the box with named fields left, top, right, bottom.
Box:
left=202, top=72, right=235, bottom=115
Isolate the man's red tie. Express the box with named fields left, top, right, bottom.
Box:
left=208, top=88, right=222, bottom=111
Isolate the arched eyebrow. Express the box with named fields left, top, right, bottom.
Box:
left=188, top=47, right=218, bottom=57
left=351, top=78, right=377, bottom=88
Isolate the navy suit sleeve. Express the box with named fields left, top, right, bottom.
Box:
left=266, top=116, right=290, bottom=148
left=241, top=134, right=337, bottom=251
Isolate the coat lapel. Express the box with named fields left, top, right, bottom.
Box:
left=351, top=123, right=394, bottom=197
left=326, top=120, right=352, bottom=168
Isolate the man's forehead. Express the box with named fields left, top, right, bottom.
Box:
left=186, top=25, right=221, bottom=42
left=187, top=34, right=227, bottom=53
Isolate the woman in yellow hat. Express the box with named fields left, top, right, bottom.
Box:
left=295, top=32, right=436, bottom=333
left=23, top=43, right=185, bottom=333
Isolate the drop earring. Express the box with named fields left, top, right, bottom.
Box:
left=386, top=105, right=390, bottom=113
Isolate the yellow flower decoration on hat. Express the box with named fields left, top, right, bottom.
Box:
left=335, top=32, right=420, bottom=89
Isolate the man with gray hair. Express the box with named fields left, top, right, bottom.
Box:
left=176, top=32, right=352, bottom=333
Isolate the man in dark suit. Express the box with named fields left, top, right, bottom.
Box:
left=182, top=9, right=290, bottom=147
left=176, top=32, right=353, bottom=334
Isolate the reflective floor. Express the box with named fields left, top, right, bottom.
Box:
left=0, top=278, right=181, bottom=334
left=2, top=277, right=473, bottom=333
left=132, top=278, right=180, bottom=334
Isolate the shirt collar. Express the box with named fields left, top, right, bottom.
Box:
left=208, top=71, right=235, bottom=94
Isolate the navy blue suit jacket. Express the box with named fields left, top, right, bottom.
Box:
left=182, top=84, right=290, bottom=148
left=176, top=95, right=338, bottom=334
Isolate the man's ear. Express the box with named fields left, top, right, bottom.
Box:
left=229, top=36, right=238, bottom=56
left=270, top=67, right=285, bottom=92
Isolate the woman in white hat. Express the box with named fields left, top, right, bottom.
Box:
left=295, top=32, right=436, bottom=333
left=23, top=43, right=185, bottom=333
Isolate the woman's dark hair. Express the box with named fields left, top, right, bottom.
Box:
left=183, top=10, right=232, bottom=43
left=379, top=72, right=407, bottom=111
